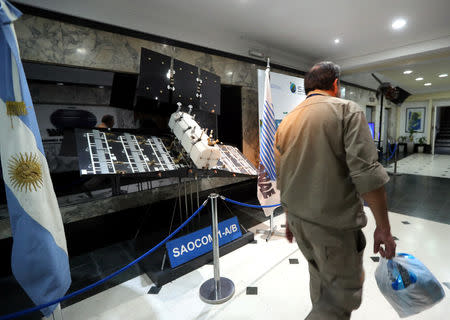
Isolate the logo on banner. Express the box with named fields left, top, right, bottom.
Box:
left=165, top=217, right=242, bottom=268
left=290, top=82, right=296, bottom=93
left=258, top=164, right=276, bottom=199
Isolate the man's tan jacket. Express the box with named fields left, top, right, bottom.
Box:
left=275, top=93, right=389, bottom=230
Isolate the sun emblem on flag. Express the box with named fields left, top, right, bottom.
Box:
left=8, top=152, right=43, bottom=192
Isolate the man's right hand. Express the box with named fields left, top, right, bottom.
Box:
left=373, top=227, right=396, bottom=259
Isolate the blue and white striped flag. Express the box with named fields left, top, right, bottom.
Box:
left=257, top=65, right=280, bottom=216
left=0, top=1, right=71, bottom=316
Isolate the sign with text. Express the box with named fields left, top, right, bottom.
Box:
left=166, top=217, right=242, bottom=268
left=257, top=69, right=306, bottom=130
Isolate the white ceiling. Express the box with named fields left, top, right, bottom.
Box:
left=16, top=0, right=450, bottom=94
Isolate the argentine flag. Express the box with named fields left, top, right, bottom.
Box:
left=0, top=1, right=71, bottom=317
left=257, top=64, right=280, bottom=216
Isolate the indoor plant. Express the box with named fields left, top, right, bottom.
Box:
left=407, top=128, right=416, bottom=154
left=417, top=136, right=427, bottom=153
left=398, top=136, right=407, bottom=153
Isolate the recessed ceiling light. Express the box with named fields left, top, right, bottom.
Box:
left=415, top=77, right=424, bottom=81
left=438, top=73, right=448, bottom=78
left=76, top=48, right=86, bottom=54
left=392, top=18, right=407, bottom=30
left=424, top=83, right=432, bottom=86
left=334, top=38, right=340, bottom=44
left=403, top=70, right=413, bottom=74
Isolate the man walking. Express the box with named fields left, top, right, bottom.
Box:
left=274, top=61, right=396, bottom=319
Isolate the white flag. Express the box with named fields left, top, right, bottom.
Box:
left=257, top=66, right=280, bottom=216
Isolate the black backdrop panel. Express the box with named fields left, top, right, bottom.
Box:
left=136, top=48, right=171, bottom=103
left=199, top=69, right=221, bottom=115
left=172, top=59, right=199, bottom=108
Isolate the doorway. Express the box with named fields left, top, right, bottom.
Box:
left=433, top=106, right=450, bottom=155
left=218, top=85, right=243, bottom=150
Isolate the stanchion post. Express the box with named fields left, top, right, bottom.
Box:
left=199, top=193, right=235, bottom=304
left=394, top=144, right=398, bottom=174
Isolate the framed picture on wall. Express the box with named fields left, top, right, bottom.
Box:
left=405, top=107, right=426, bottom=133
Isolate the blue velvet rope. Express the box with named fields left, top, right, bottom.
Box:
left=221, top=196, right=281, bottom=208
left=386, top=143, right=398, bottom=162
left=0, top=200, right=209, bottom=320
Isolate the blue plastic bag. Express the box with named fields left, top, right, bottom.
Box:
left=375, top=253, right=445, bottom=318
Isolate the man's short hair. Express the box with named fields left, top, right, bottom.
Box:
left=101, top=114, right=114, bottom=126
left=304, top=61, right=341, bottom=94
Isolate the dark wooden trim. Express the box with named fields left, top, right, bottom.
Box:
left=12, top=2, right=376, bottom=92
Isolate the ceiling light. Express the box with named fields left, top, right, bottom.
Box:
left=227, top=71, right=233, bottom=76
left=334, top=38, right=340, bottom=44
left=56, top=82, right=64, bottom=86
left=403, top=70, right=413, bottom=74
left=415, top=77, right=424, bottom=81
left=392, top=18, right=407, bottom=30
left=424, top=83, right=432, bottom=86
left=438, top=73, right=448, bottom=78
left=76, top=48, right=86, bottom=54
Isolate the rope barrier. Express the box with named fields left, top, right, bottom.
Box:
left=0, top=200, right=209, bottom=320
left=386, top=143, right=398, bottom=162
left=220, top=196, right=281, bottom=208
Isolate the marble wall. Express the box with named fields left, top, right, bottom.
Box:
left=15, top=13, right=379, bottom=166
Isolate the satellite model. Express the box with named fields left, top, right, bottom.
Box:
left=169, top=106, right=221, bottom=169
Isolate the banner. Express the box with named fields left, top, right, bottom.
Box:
left=257, top=67, right=281, bottom=216
left=257, top=69, right=306, bottom=130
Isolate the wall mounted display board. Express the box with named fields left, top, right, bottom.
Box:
left=405, top=107, right=426, bottom=133
left=257, top=69, right=306, bottom=130
left=136, top=48, right=171, bottom=103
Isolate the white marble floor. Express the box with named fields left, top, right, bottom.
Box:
left=61, top=208, right=450, bottom=320
left=386, top=154, right=450, bottom=178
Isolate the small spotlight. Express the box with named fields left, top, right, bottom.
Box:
left=248, top=49, right=265, bottom=58
left=403, top=70, right=413, bottom=74
left=415, top=77, right=424, bottom=81
left=98, top=85, right=104, bottom=89
left=76, top=48, right=86, bottom=54
left=227, top=71, right=233, bottom=76
left=334, top=38, right=340, bottom=44
left=56, top=82, right=64, bottom=86
left=392, top=18, right=407, bottom=30
left=424, top=83, right=432, bottom=86
left=438, top=73, right=448, bottom=78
